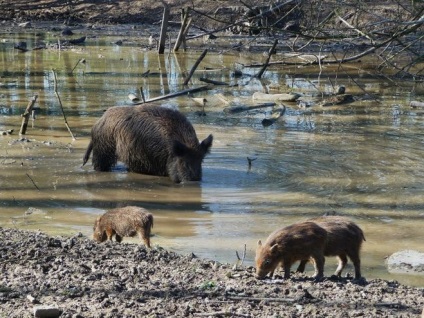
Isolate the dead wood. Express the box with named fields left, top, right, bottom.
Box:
left=19, top=95, right=38, bottom=135
left=158, top=1, right=169, bottom=54
left=183, top=49, right=208, bottom=85
left=255, top=39, right=278, bottom=78
left=262, top=105, right=286, bottom=127
left=223, top=102, right=275, bottom=114
left=134, top=85, right=210, bottom=104
left=410, top=101, right=424, bottom=108
left=174, top=8, right=191, bottom=52
left=52, top=69, right=76, bottom=140
left=199, top=77, right=229, bottom=86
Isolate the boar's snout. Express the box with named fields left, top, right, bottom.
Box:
left=169, top=134, right=213, bottom=183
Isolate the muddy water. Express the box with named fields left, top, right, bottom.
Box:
left=1, top=30, right=424, bottom=287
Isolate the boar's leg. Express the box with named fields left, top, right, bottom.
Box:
left=334, top=254, right=348, bottom=277
left=296, top=260, right=308, bottom=273
left=138, top=230, right=151, bottom=248
left=115, top=234, right=123, bottom=243
left=347, top=252, right=362, bottom=279
left=282, top=259, right=294, bottom=279
left=310, top=253, right=325, bottom=280
left=105, top=228, right=115, bottom=241
left=92, top=144, right=117, bottom=171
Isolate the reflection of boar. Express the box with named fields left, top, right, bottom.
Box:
left=83, top=105, right=213, bottom=183
left=296, top=216, right=365, bottom=279
left=93, top=206, right=154, bottom=247
left=255, top=221, right=327, bottom=280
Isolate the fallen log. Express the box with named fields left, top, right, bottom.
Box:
left=134, top=85, right=210, bottom=104
left=183, top=49, right=208, bottom=85
left=1, top=129, right=13, bottom=135
left=199, top=77, right=229, bottom=86
left=262, top=105, right=286, bottom=127
left=252, top=92, right=300, bottom=102
left=223, top=102, right=275, bottom=114
left=410, top=101, right=424, bottom=108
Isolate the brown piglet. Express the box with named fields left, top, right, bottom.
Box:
left=93, top=206, right=153, bottom=247
left=255, top=221, right=327, bottom=280
left=296, top=216, right=365, bottom=279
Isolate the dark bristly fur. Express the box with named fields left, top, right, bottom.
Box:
left=255, top=221, right=327, bottom=280
left=296, top=216, right=365, bottom=279
left=83, top=105, right=213, bottom=183
left=93, top=206, right=154, bottom=247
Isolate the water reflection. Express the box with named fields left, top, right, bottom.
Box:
left=1, top=31, right=424, bottom=287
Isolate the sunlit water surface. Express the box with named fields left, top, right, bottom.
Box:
left=1, top=29, right=424, bottom=287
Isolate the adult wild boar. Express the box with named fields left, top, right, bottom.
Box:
left=255, top=221, right=327, bottom=280
left=83, top=105, right=213, bottom=183
left=93, top=206, right=154, bottom=247
left=296, top=216, right=365, bottom=279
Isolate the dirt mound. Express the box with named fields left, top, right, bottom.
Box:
left=1, top=227, right=423, bottom=317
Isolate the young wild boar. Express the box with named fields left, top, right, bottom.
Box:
left=296, top=216, right=365, bottom=279
left=83, top=105, right=213, bottom=183
left=255, top=221, right=327, bottom=280
left=93, top=206, right=154, bottom=247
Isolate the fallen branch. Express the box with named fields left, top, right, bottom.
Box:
left=262, top=105, right=286, bottom=127
left=199, top=77, right=228, bottom=86
left=226, top=296, right=296, bottom=303
left=223, top=103, right=275, bottom=114
left=134, top=85, right=210, bottom=104
left=19, top=95, right=38, bottom=135
left=26, top=173, right=40, bottom=191
left=183, top=49, right=208, bottom=85
left=52, top=69, right=76, bottom=140
left=255, top=39, right=278, bottom=78
left=252, top=92, right=300, bottom=102
left=158, top=1, right=169, bottom=54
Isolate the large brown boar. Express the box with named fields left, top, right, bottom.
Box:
left=93, top=206, right=154, bottom=247
left=296, top=216, right=365, bottom=279
left=255, top=221, right=327, bottom=280
left=83, top=105, right=213, bottom=183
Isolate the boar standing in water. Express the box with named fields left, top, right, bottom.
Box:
left=93, top=206, right=153, bottom=247
left=83, top=105, right=213, bottom=183
left=255, top=221, right=327, bottom=280
left=296, top=216, right=365, bottom=279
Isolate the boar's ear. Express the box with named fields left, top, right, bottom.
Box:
left=200, top=134, right=213, bottom=154
left=172, top=140, right=189, bottom=157
left=270, top=244, right=278, bottom=254
left=257, top=240, right=262, bottom=247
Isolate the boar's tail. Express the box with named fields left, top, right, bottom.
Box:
left=82, top=140, right=93, bottom=166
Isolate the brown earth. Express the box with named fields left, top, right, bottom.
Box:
left=1, top=1, right=424, bottom=317
left=1, top=227, right=424, bottom=318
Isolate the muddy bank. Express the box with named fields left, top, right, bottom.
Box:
left=0, top=227, right=423, bottom=317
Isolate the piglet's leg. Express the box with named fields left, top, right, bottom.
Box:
left=335, top=254, right=348, bottom=277
left=138, top=230, right=151, bottom=248
left=115, top=234, right=123, bottom=243
left=296, top=260, right=308, bottom=273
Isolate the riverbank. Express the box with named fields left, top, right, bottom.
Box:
left=1, top=227, right=423, bottom=317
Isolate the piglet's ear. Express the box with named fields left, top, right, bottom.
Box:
left=173, top=140, right=189, bottom=157
left=200, top=134, right=213, bottom=154
left=257, top=240, right=262, bottom=246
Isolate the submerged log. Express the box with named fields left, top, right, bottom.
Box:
left=223, top=102, right=275, bottom=114
left=134, top=85, right=210, bottom=104
left=252, top=92, right=300, bottom=102
left=199, top=77, right=229, bottom=86
left=262, top=105, right=286, bottom=127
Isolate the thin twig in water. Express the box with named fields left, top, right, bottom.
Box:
left=52, top=69, right=76, bottom=140
left=26, top=173, right=40, bottom=191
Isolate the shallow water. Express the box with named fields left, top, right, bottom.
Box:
left=1, top=28, right=424, bottom=287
